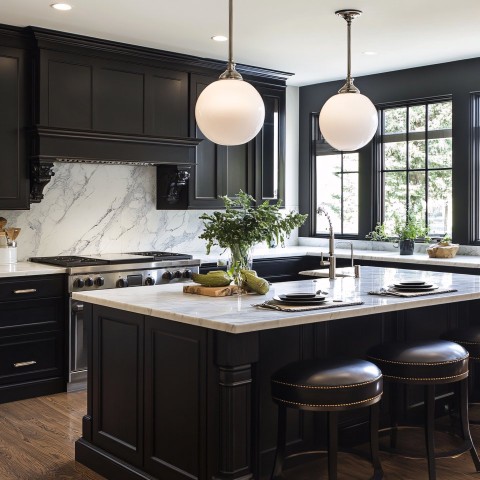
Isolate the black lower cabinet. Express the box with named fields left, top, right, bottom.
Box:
left=0, top=274, right=66, bottom=403
left=200, top=255, right=326, bottom=282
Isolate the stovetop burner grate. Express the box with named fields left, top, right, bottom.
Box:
left=129, top=251, right=193, bottom=260
left=30, top=256, right=110, bottom=267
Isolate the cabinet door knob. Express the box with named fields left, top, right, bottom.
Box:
left=13, top=360, right=37, bottom=368
left=13, top=288, right=37, bottom=294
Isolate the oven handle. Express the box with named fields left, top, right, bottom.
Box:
left=72, top=302, right=84, bottom=312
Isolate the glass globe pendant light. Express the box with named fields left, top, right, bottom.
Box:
left=319, top=10, right=378, bottom=152
left=195, top=0, right=265, bottom=146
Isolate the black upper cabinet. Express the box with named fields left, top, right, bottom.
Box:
left=173, top=75, right=285, bottom=210
left=187, top=74, right=254, bottom=209
left=0, top=32, right=29, bottom=210
left=254, top=85, right=285, bottom=205
left=38, top=50, right=189, bottom=138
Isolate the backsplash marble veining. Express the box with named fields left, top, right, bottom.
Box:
left=0, top=163, right=300, bottom=261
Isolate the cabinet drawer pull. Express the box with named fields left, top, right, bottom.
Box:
left=13, top=361, right=37, bottom=368
left=13, top=289, right=37, bottom=294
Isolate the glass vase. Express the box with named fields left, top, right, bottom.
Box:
left=228, top=244, right=253, bottom=290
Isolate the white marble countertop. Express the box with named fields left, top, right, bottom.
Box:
left=72, top=266, right=480, bottom=334
left=194, top=245, right=480, bottom=270
left=0, top=261, right=66, bottom=278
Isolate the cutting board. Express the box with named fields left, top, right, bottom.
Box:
left=183, top=284, right=240, bottom=297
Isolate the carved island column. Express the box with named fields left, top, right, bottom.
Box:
left=214, top=330, right=259, bottom=480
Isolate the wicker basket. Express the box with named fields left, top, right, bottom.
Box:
left=426, top=243, right=459, bottom=258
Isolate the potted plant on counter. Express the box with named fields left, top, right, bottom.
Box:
left=393, top=210, right=429, bottom=255
left=199, top=191, right=307, bottom=285
left=426, top=233, right=459, bottom=258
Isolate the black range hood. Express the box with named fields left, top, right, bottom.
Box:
left=30, top=126, right=201, bottom=203
left=32, top=126, right=200, bottom=165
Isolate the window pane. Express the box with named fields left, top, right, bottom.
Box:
left=384, top=171, right=407, bottom=231
left=316, top=155, right=341, bottom=234
left=384, top=107, right=406, bottom=134
left=343, top=152, right=359, bottom=173
left=409, top=105, right=426, bottom=132
left=428, top=170, right=452, bottom=235
left=343, top=173, right=359, bottom=234
left=428, top=138, right=452, bottom=168
left=409, top=139, right=426, bottom=169
left=428, top=102, right=452, bottom=130
left=384, top=142, right=407, bottom=170
left=408, top=171, right=426, bottom=218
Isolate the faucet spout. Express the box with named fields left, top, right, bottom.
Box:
left=316, top=206, right=336, bottom=279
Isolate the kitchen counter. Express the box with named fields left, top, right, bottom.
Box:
left=75, top=265, right=480, bottom=480
left=194, top=245, right=480, bottom=271
left=0, top=261, right=66, bottom=278
left=72, top=266, right=480, bottom=334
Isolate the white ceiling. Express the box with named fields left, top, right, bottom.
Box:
left=1, top=0, right=479, bottom=86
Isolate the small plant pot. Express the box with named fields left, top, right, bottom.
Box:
left=399, top=239, right=415, bottom=255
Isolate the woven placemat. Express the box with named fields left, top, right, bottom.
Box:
left=253, top=299, right=364, bottom=312
left=368, top=287, right=457, bottom=298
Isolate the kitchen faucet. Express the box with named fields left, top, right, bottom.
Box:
left=336, top=241, right=354, bottom=268
left=316, top=206, right=336, bottom=279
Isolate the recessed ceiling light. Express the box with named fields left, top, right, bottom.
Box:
left=362, top=51, right=377, bottom=56
left=50, top=3, right=72, bottom=11
left=211, top=35, right=228, bottom=42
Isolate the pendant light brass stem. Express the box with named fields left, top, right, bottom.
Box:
left=336, top=9, right=362, bottom=94
left=219, top=0, right=243, bottom=80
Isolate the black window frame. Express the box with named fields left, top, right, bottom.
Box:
left=309, top=112, right=360, bottom=239
left=376, top=95, right=453, bottom=237
left=471, top=92, right=480, bottom=243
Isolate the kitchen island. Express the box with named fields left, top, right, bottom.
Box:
left=73, top=267, right=480, bottom=480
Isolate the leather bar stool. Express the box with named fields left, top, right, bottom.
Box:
left=271, top=358, right=384, bottom=480
left=442, top=326, right=480, bottom=423
left=367, top=340, right=480, bottom=480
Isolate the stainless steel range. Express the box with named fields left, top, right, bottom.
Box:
left=30, top=252, right=200, bottom=391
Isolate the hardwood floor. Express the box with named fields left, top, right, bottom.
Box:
left=0, top=391, right=104, bottom=480
left=0, top=391, right=479, bottom=479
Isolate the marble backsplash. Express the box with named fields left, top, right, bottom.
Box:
left=0, top=163, right=300, bottom=261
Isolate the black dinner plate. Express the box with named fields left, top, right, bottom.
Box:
left=393, top=283, right=434, bottom=289
left=283, top=293, right=317, bottom=299
left=397, top=281, right=427, bottom=286
left=275, top=295, right=327, bottom=306
left=391, top=285, right=438, bottom=292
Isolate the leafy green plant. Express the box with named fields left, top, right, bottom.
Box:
left=198, top=191, right=308, bottom=254
left=365, top=223, right=390, bottom=242
left=438, top=233, right=452, bottom=245
left=393, top=211, right=428, bottom=241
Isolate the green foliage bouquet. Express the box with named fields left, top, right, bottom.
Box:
left=199, top=191, right=307, bottom=282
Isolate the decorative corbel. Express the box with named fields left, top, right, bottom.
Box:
left=30, top=160, right=55, bottom=203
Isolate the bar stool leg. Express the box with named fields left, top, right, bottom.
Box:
left=458, top=378, right=480, bottom=471
left=424, top=385, right=436, bottom=480
left=272, top=405, right=287, bottom=480
left=327, top=411, right=338, bottom=480
left=370, top=403, right=384, bottom=479
left=389, top=382, right=399, bottom=449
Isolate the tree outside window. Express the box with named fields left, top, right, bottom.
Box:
left=380, top=99, right=452, bottom=236
left=315, top=152, right=359, bottom=236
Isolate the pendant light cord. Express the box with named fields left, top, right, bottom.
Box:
left=336, top=9, right=361, bottom=94
left=220, top=0, right=242, bottom=80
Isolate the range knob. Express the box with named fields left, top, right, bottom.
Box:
left=182, top=269, right=193, bottom=279
left=145, top=277, right=155, bottom=286
left=162, top=271, right=173, bottom=281
left=95, top=277, right=105, bottom=287
left=173, top=270, right=182, bottom=279
left=75, top=278, right=85, bottom=288
left=117, top=278, right=128, bottom=288
left=85, top=277, right=94, bottom=287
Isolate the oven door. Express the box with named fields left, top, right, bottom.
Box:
left=69, top=299, right=87, bottom=391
